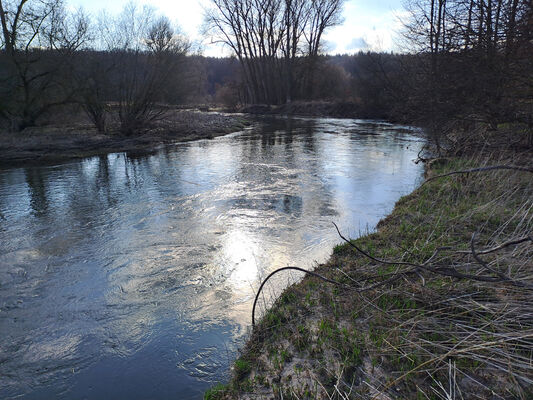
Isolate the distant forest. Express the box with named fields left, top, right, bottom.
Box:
left=0, top=0, right=531, bottom=148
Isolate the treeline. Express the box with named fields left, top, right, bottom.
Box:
left=205, top=0, right=533, bottom=148
left=0, top=0, right=201, bottom=134
left=1, top=0, right=531, bottom=148
left=205, top=0, right=343, bottom=105
left=0, top=0, right=347, bottom=133
left=400, top=0, right=533, bottom=148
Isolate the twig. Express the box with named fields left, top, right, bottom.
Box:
left=470, top=232, right=512, bottom=281
left=470, top=232, right=533, bottom=288
left=333, top=223, right=533, bottom=287
left=251, top=266, right=347, bottom=326
left=457, top=235, right=532, bottom=255
left=421, top=165, right=533, bottom=187
left=333, top=222, right=418, bottom=268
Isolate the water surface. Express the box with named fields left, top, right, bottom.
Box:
left=0, top=117, right=424, bottom=399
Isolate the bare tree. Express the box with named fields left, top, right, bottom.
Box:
left=400, top=0, right=533, bottom=148
left=75, top=51, right=113, bottom=133
left=302, top=0, right=343, bottom=98
left=205, top=0, right=344, bottom=105
left=84, top=4, right=190, bottom=135
left=0, top=0, right=90, bottom=130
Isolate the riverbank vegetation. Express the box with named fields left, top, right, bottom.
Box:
left=201, top=0, right=533, bottom=398
left=0, top=109, right=249, bottom=165
left=206, top=151, right=532, bottom=399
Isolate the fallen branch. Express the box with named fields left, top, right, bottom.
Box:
left=457, top=235, right=532, bottom=255
left=252, top=224, right=532, bottom=327
left=332, top=223, right=533, bottom=288
left=470, top=231, right=515, bottom=283
left=421, top=165, right=533, bottom=186
left=252, top=266, right=348, bottom=326
left=332, top=222, right=418, bottom=268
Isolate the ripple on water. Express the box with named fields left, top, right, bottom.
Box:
left=0, top=117, right=424, bottom=399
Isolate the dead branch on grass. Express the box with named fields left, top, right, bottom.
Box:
left=252, top=266, right=349, bottom=326
left=252, top=224, right=532, bottom=327
left=421, top=165, right=533, bottom=187
left=250, top=162, right=532, bottom=399
left=333, top=223, right=533, bottom=289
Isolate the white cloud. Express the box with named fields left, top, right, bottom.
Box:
left=324, top=0, right=403, bottom=53
left=67, top=0, right=404, bottom=56
left=347, top=37, right=369, bottom=51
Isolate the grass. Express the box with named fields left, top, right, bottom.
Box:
left=204, top=383, right=229, bottom=400
left=208, top=152, right=533, bottom=399
left=234, top=359, right=252, bottom=380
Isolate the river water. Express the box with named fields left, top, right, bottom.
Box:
left=0, top=116, right=424, bottom=399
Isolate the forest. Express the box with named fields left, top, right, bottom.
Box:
left=0, top=0, right=530, bottom=150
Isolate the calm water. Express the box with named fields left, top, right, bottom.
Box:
left=0, top=116, right=424, bottom=399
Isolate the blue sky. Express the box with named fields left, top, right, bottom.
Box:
left=66, top=0, right=405, bottom=55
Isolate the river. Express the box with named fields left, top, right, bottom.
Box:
left=0, top=116, right=424, bottom=399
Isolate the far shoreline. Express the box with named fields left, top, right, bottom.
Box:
left=0, top=103, right=414, bottom=169
left=0, top=109, right=251, bottom=168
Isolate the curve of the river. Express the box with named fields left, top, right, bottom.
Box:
left=0, top=116, right=424, bottom=399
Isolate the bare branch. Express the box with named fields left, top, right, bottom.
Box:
left=422, top=165, right=533, bottom=186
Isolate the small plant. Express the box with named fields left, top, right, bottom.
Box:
left=204, top=383, right=228, bottom=400
left=318, top=319, right=333, bottom=339
left=280, top=348, right=292, bottom=363
left=254, top=374, right=266, bottom=386
left=295, top=324, right=310, bottom=351
left=234, top=358, right=251, bottom=380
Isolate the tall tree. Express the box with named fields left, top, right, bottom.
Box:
left=402, top=0, right=532, bottom=146
left=205, top=0, right=344, bottom=105
left=0, top=0, right=90, bottom=130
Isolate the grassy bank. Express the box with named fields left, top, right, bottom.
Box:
left=207, top=154, right=532, bottom=399
left=0, top=109, right=250, bottom=167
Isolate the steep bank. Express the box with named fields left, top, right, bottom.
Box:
left=0, top=110, right=250, bottom=167
left=206, top=155, right=533, bottom=399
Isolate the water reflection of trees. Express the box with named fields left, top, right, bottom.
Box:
left=24, top=168, right=49, bottom=216
left=0, top=119, right=426, bottom=399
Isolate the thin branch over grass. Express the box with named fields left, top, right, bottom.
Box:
left=239, top=157, right=533, bottom=400
left=421, top=165, right=533, bottom=187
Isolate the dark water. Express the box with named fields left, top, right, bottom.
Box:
left=0, top=117, right=424, bottom=399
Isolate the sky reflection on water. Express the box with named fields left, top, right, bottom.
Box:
left=0, top=117, right=424, bottom=399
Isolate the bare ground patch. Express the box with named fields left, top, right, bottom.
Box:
left=0, top=109, right=250, bottom=166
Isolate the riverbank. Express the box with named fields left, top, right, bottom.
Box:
left=238, top=100, right=388, bottom=120
left=0, top=109, right=250, bottom=167
left=206, top=152, right=533, bottom=399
